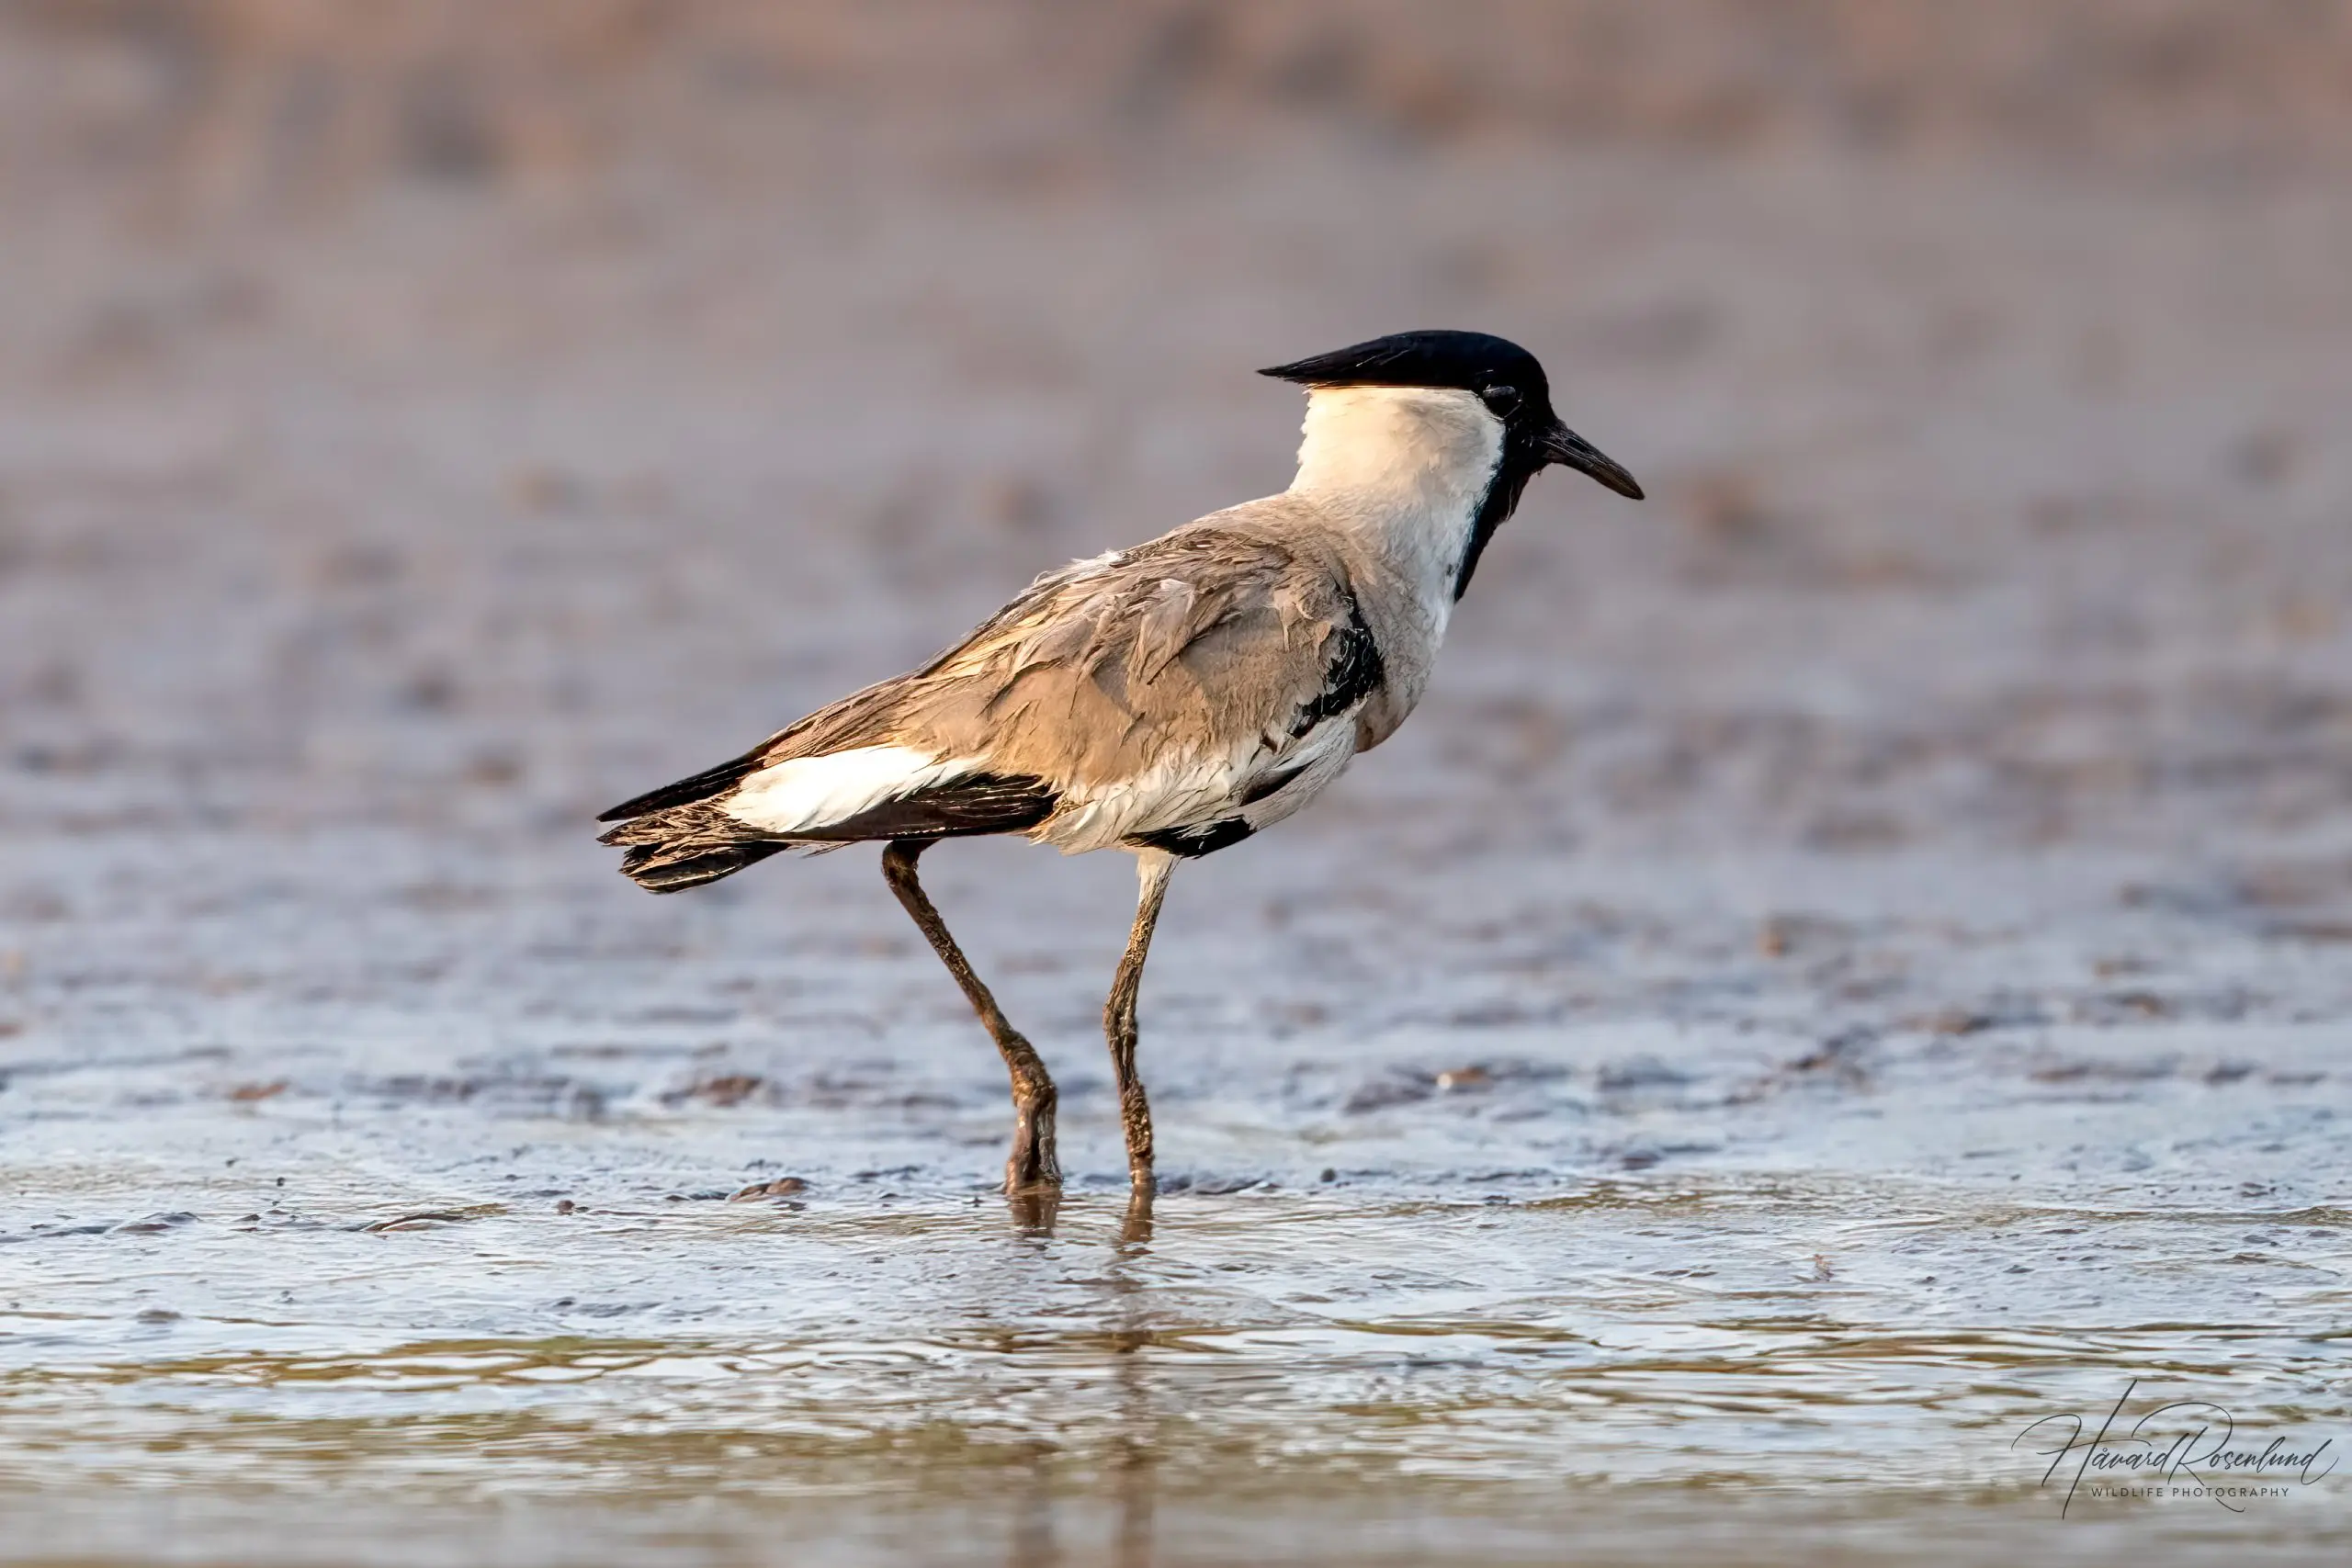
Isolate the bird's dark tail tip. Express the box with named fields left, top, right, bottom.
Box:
left=614, top=838, right=788, bottom=894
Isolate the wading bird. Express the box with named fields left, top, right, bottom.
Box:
left=599, top=331, right=1642, bottom=1201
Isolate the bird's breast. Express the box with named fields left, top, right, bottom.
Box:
left=1339, top=546, right=1453, bottom=752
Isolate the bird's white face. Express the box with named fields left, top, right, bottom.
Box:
left=1286, top=385, right=1507, bottom=647
left=1290, top=385, right=1506, bottom=510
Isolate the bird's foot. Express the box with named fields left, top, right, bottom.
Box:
left=1002, top=1092, right=1061, bottom=1196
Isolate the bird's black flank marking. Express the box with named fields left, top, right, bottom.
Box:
left=1292, top=592, right=1385, bottom=737
left=1130, top=818, right=1256, bottom=858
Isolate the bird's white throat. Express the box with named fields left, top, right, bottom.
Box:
left=1290, top=385, right=1503, bottom=513
left=1285, top=384, right=1503, bottom=648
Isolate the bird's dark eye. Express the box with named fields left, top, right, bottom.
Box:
left=1480, top=384, right=1521, bottom=416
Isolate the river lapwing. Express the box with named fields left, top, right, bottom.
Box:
left=600, top=331, right=1643, bottom=1199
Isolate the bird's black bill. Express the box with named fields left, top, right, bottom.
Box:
left=1544, top=423, right=1644, bottom=500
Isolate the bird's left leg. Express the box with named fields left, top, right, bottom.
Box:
left=1103, top=849, right=1175, bottom=1195
left=881, top=839, right=1060, bottom=1195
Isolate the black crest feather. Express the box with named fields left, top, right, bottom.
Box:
left=1259, top=330, right=1548, bottom=402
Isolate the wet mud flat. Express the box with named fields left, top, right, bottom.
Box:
left=4, top=828, right=2349, bottom=1564
left=6, top=23, right=2352, bottom=1562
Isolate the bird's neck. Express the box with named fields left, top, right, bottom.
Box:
left=1286, top=386, right=1503, bottom=640
left=1290, top=385, right=1503, bottom=519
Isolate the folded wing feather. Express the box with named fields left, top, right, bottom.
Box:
left=600, top=513, right=1385, bottom=874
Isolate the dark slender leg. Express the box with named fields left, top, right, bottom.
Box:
left=881, top=840, right=1059, bottom=1194
left=1104, top=850, right=1174, bottom=1194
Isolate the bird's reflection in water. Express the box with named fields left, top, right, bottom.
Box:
left=1010, top=1456, right=1060, bottom=1568
left=1008, top=1186, right=1061, bottom=1236
left=1117, top=1188, right=1155, bottom=1250
left=997, top=1187, right=1161, bottom=1568
left=997, top=1184, right=1153, bottom=1246
left=1005, top=1181, right=1150, bottom=1244
left=1110, top=1189, right=1157, bottom=1568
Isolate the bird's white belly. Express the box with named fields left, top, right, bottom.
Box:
left=1236, top=714, right=1360, bottom=832
left=1030, top=712, right=1361, bottom=855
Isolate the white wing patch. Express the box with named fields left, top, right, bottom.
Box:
left=722, top=745, right=968, bottom=836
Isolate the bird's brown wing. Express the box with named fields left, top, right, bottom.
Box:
left=769, top=522, right=1377, bottom=800
left=601, top=514, right=1385, bottom=879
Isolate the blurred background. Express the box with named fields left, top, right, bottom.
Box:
left=6, top=0, right=2349, bottom=861
left=5, top=6, right=2351, bottom=1566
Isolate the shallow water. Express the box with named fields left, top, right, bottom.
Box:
left=5, top=839, right=2348, bottom=1563
left=10, top=1174, right=2350, bottom=1499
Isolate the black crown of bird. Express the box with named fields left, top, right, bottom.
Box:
left=599, top=330, right=1641, bottom=1201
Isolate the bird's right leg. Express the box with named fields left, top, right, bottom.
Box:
left=880, top=840, right=1060, bottom=1194
left=1103, top=850, right=1175, bottom=1197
